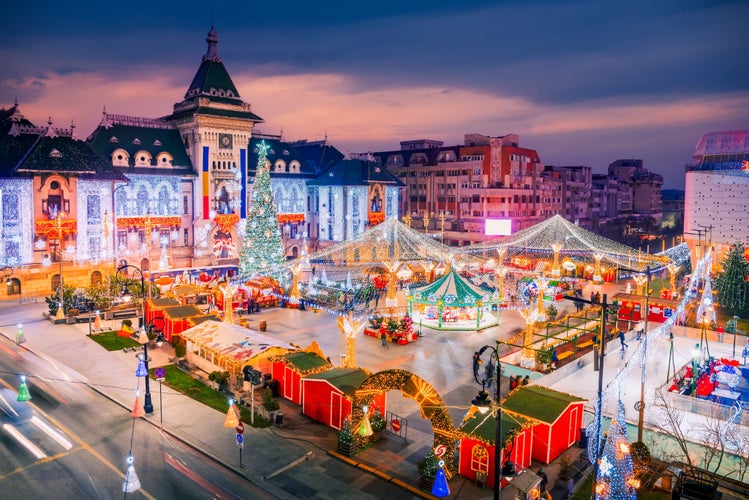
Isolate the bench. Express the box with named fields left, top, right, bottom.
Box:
left=557, top=351, right=575, bottom=361
left=577, top=340, right=594, bottom=349
left=109, top=309, right=138, bottom=320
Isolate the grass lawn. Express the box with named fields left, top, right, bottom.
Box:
left=157, top=365, right=270, bottom=428
left=88, top=331, right=140, bottom=351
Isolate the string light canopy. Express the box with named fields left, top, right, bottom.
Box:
left=461, top=214, right=670, bottom=272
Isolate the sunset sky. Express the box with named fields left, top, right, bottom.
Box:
left=2, top=0, right=748, bottom=189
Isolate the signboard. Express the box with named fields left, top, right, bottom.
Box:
left=391, top=419, right=401, bottom=432
left=235, top=422, right=244, bottom=434
left=236, top=433, right=244, bottom=448
left=154, top=367, right=166, bottom=381
left=485, top=219, right=512, bottom=236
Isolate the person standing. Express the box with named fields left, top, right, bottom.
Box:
left=537, top=467, right=548, bottom=492
left=381, top=331, right=389, bottom=349
left=619, top=329, right=628, bottom=349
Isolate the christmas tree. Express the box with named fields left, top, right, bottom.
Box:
left=715, top=242, right=749, bottom=317
left=240, top=141, right=285, bottom=278
left=595, top=401, right=637, bottom=499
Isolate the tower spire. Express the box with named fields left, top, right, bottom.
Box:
left=203, top=26, right=221, bottom=63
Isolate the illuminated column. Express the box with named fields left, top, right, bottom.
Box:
left=423, top=262, right=436, bottom=283
left=403, top=213, right=412, bottom=228
left=519, top=306, right=539, bottom=369
left=593, top=253, right=604, bottom=284
left=551, top=243, right=563, bottom=278
left=219, top=282, right=238, bottom=325
left=423, top=211, right=430, bottom=234
left=385, top=260, right=401, bottom=312
left=535, top=275, right=549, bottom=320
left=55, top=213, right=65, bottom=320
left=495, top=266, right=508, bottom=303
left=667, top=264, right=679, bottom=295
left=632, top=273, right=647, bottom=297
left=289, top=263, right=302, bottom=305
left=338, top=313, right=365, bottom=369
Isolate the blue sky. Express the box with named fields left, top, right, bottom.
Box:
left=2, top=0, right=748, bottom=189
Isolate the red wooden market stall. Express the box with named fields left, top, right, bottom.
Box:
left=502, top=385, right=586, bottom=465
left=612, top=293, right=681, bottom=325
left=301, top=367, right=386, bottom=430
left=271, top=348, right=332, bottom=405
left=457, top=409, right=533, bottom=490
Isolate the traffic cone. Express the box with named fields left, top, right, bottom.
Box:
left=131, top=391, right=145, bottom=418
left=93, top=313, right=103, bottom=332
left=224, top=401, right=239, bottom=428
left=431, top=461, right=450, bottom=497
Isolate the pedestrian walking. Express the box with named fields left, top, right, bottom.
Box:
left=619, top=329, right=628, bottom=349
left=510, top=375, right=518, bottom=390
left=381, top=331, right=389, bottom=349
left=537, top=467, right=548, bottom=491
left=566, top=477, right=574, bottom=498
left=522, top=375, right=530, bottom=385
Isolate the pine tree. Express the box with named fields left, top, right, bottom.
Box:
left=240, top=141, right=285, bottom=278
left=715, top=242, right=749, bottom=317
left=595, top=401, right=637, bottom=499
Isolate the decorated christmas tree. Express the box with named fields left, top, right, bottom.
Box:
left=715, top=242, right=749, bottom=317
left=240, top=141, right=285, bottom=278
left=595, top=400, right=637, bottom=499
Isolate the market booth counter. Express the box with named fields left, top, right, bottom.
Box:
left=178, top=319, right=298, bottom=386
left=612, top=293, right=681, bottom=325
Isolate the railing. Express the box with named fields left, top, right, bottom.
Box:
left=663, top=390, right=749, bottom=426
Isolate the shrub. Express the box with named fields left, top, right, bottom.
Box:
left=174, top=338, right=186, bottom=358
left=338, top=418, right=354, bottom=444
left=546, top=304, right=558, bottom=321
left=370, top=408, right=386, bottom=433
left=208, top=371, right=230, bottom=386
left=262, top=388, right=280, bottom=411
left=417, top=450, right=440, bottom=479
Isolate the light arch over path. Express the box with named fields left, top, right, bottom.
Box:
left=351, top=369, right=457, bottom=477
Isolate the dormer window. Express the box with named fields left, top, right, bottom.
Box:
left=134, top=150, right=152, bottom=166
left=49, top=149, right=62, bottom=158
left=112, top=148, right=130, bottom=167
left=109, top=136, right=119, bottom=143
left=153, top=140, right=162, bottom=146
left=289, top=160, right=300, bottom=173
left=274, top=160, right=287, bottom=172
left=132, top=138, right=142, bottom=145
left=156, top=152, right=173, bottom=166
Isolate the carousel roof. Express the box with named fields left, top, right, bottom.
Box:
left=305, top=217, right=460, bottom=269
left=461, top=214, right=669, bottom=271
left=411, top=270, right=494, bottom=305
left=179, top=320, right=297, bottom=363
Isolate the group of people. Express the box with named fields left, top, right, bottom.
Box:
left=509, top=374, right=530, bottom=390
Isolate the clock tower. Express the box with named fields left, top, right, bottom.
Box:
left=165, top=27, right=263, bottom=265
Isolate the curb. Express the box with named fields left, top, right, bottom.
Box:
left=327, top=450, right=436, bottom=499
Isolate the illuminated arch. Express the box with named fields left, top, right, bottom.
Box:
left=352, top=369, right=457, bottom=477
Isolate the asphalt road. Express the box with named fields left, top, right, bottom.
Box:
left=0, top=336, right=273, bottom=500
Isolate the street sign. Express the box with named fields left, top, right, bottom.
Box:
left=154, top=367, right=166, bottom=381
left=391, top=419, right=401, bottom=432
left=236, top=433, right=244, bottom=448
left=235, top=421, right=244, bottom=434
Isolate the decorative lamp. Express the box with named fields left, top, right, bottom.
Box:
left=224, top=399, right=240, bottom=428
left=135, top=355, right=148, bottom=378
left=131, top=390, right=145, bottom=418
left=431, top=460, right=450, bottom=497
left=471, top=389, right=491, bottom=414
left=16, top=323, right=26, bottom=345
left=17, top=375, right=32, bottom=402
left=122, top=454, right=141, bottom=493
left=137, top=327, right=149, bottom=345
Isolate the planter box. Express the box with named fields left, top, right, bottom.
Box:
left=419, top=476, right=435, bottom=491
left=369, top=430, right=384, bottom=443
left=338, top=441, right=359, bottom=456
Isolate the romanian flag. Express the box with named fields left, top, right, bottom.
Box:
left=742, top=160, right=749, bottom=172
left=118, top=322, right=134, bottom=338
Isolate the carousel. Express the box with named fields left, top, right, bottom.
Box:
left=409, top=270, right=500, bottom=331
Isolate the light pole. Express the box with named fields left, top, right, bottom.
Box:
left=136, top=316, right=165, bottom=415
left=117, top=264, right=152, bottom=413
left=730, top=315, right=739, bottom=358
left=691, top=343, right=700, bottom=397
left=472, top=341, right=516, bottom=499
left=55, top=213, right=65, bottom=319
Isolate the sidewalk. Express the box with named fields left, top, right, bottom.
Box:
left=0, top=304, right=428, bottom=499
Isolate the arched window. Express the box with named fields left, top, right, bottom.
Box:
left=136, top=185, right=150, bottom=215
left=156, top=152, right=173, bottom=166
left=112, top=148, right=130, bottom=167
left=158, top=186, right=170, bottom=215
left=6, top=277, right=21, bottom=296
left=470, top=444, right=489, bottom=473
left=134, top=150, right=152, bottom=166
left=91, top=271, right=102, bottom=286
left=141, top=258, right=149, bottom=272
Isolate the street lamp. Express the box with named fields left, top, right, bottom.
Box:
left=691, top=343, right=700, bottom=397
left=117, top=263, right=151, bottom=413
left=472, top=342, right=516, bottom=500
left=135, top=316, right=165, bottom=415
